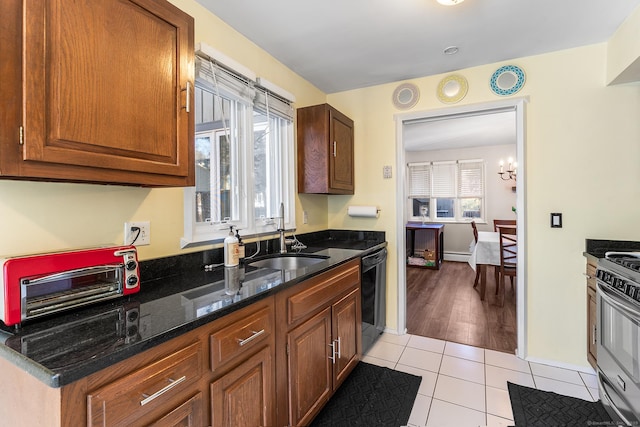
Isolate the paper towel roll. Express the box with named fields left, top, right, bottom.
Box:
left=347, top=206, right=379, bottom=218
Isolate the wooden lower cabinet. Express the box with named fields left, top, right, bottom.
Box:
left=276, top=259, right=362, bottom=427
left=288, top=307, right=333, bottom=424
left=586, top=260, right=597, bottom=369
left=0, top=261, right=362, bottom=426
left=210, top=346, right=274, bottom=427
left=86, top=342, right=203, bottom=426
left=150, top=393, right=203, bottom=427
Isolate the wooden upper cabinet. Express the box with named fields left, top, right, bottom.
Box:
left=1, top=0, right=195, bottom=186
left=297, top=104, right=354, bottom=194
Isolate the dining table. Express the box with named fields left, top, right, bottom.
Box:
left=468, top=230, right=501, bottom=301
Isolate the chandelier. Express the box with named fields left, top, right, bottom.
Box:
left=498, top=158, right=517, bottom=181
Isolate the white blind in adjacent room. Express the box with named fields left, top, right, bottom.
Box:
left=458, top=160, right=484, bottom=197
left=408, top=162, right=431, bottom=198
left=431, top=161, right=457, bottom=198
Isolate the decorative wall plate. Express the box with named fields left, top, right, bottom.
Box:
left=490, top=65, right=526, bottom=96
left=392, top=83, right=420, bottom=109
left=437, top=74, right=468, bottom=104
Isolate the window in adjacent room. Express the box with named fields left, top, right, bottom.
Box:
left=407, top=159, right=485, bottom=222
left=182, top=51, right=295, bottom=248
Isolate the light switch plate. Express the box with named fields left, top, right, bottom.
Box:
left=550, top=213, right=562, bottom=228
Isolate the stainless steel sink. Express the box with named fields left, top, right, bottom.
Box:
left=248, top=254, right=329, bottom=271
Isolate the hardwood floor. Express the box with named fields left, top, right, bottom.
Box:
left=406, top=261, right=517, bottom=354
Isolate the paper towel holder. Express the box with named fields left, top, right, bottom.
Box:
left=347, top=206, right=380, bottom=218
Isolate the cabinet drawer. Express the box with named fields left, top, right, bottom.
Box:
left=87, top=342, right=202, bottom=427
left=210, top=305, right=273, bottom=371
left=286, top=260, right=360, bottom=326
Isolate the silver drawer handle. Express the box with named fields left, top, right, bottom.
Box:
left=237, top=329, right=265, bottom=347
left=140, top=375, right=186, bottom=406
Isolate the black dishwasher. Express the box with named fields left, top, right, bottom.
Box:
left=361, top=248, right=387, bottom=354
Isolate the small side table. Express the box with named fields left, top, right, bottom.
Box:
left=406, top=223, right=445, bottom=270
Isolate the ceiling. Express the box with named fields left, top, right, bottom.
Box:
left=195, top=0, right=640, bottom=94
left=403, top=109, right=516, bottom=151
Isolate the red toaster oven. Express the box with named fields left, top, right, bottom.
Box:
left=0, top=245, right=139, bottom=327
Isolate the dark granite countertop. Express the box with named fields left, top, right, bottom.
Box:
left=584, top=239, right=640, bottom=262
left=0, top=230, right=385, bottom=388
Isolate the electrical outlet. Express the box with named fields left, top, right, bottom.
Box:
left=383, top=165, right=392, bottom=179
left=303, top=211, right=309, bottom=224
left=124, top=221, right=150, bottom=246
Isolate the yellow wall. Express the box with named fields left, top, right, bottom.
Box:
left=2, top=0, right=640, bottom=369
left=327, top=43, right=640, bottom=368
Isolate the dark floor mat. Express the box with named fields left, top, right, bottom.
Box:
left=310, top=362, right=422, bottom=427
left=508, top=382, right=613, bottom=426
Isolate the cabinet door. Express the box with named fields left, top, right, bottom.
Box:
left=587, top=286, right=597, bottom=368
left=210, top=346, right=275, bottom=427
left=329, top=110, right=354, bottom=193
left=21, top=0, right=194, bottom=186
left=287, top=307, right=333, bottom=427
left=332, top=288, right=361, bottom=387
left=150, top=393, right=203, bottom=427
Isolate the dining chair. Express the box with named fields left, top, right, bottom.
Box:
left=493, top=219, right=516, bottom=232
left=498, top=225, right=517, bottom=306
left=471, top=221, right=480, bottom=288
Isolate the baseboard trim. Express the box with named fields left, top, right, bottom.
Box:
left=525, top=355, right=596, bottom=375
left=443, top=252, right=471, bottom=263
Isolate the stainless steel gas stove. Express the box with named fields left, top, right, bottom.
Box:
left=595, top=252, right=640, bottom=425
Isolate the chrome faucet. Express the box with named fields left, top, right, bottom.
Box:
left=277, top=202, right=287, bottom=253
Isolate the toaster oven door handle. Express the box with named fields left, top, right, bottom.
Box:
left=22, top=265, right=124, bottom=286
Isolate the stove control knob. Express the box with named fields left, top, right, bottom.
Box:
left=127, top=275, right=138, bottom=287
left=126, top=260, right=137, bottom=271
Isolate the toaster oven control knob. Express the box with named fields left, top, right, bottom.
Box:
left=127, top=275, right=138, bottom=287
left=126, top=260, right=137, bottom=271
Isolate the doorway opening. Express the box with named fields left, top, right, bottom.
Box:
left=394, top=99, right=527, bottom=358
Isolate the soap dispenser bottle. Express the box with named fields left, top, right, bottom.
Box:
left=224, top=226, right=239, bottom=267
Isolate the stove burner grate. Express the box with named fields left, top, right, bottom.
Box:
left=613, top=258, right=640, bottom=271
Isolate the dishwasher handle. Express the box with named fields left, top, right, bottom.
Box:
left=362, top=248, right=387, bottom=269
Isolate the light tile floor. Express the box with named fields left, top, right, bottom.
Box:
left=362, top=333, right=599, bottom=427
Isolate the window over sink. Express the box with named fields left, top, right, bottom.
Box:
left=182, top=47, right=295, bottom=248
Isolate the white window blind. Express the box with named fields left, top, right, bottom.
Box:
left=254, top=86, right=294, bottom=121
left=458, top=160, right=484, bottom=197
left=407, top=159, right=485, bottom=222
left=195, top=57, right=255, bottom=105
left=408, top=162, right=431, bottom=198
left=432, top=161, right=457, bottom=198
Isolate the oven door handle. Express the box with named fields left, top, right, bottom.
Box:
left=597, top=282, right=640, bottom=322
left=22, top=265, right=124, bottom=286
